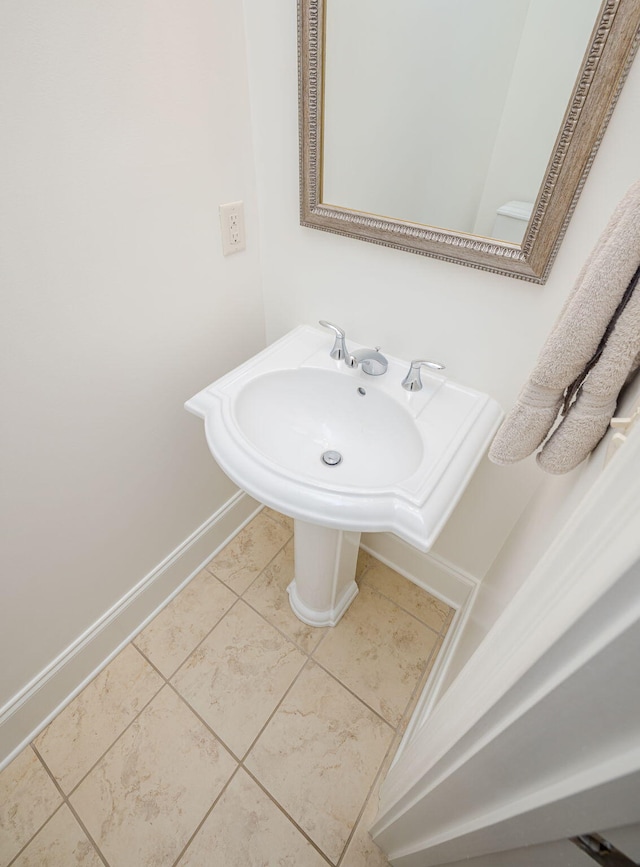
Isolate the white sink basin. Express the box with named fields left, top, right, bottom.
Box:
left=186, top=325, right=503, bottom=554
left=235, top=368, right=424, bottom=488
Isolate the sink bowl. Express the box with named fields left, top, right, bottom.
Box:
left=235, top=368, right=424, bottom=488
left=186, top=325, right=503, bottom=553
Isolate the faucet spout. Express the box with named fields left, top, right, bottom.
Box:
left=350, top=348, right=388, bottom=376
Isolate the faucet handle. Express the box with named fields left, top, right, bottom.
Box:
left=319, top=320, right=354, bottom=363
left=401, top=359, right=446, bottom=392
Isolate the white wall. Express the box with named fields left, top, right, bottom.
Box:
left=0, top=0, right=264, bottom=720
left=242, top=0, right=640, bottom=582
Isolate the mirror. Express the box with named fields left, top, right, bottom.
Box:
left=298, top=0, right=640, bottom=283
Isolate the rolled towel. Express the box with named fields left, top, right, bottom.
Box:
left=489, top=179, right=640, bottom=470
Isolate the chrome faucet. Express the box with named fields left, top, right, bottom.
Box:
left=319, top=320, right=388, bottom=376
left=349, top=347, right=388, bottom=376
left=401, top=359, right=445, bottom=391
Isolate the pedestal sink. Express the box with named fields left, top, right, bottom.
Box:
left=185, top=325, right=502, bottom=626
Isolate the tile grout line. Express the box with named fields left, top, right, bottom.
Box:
left=61, top=799, right=112, bottom=867
left=167, top=662, right=338, bottom=865
left=132, top=641, right=175, bottom=682
left=168, top=764, right=243, bottom=867
left=334, top=743, right=392, bottom=867
left=205, top=518, right=294, bottom=600
left=161, top=597, right=316, bottom=762
left=358, top=559, right=455, bottom=648
left=28, top=744, right=111, bottom=867
left=236, top=529, right=295, bottom=595
left=308, top=597, right=442, bottom=728
left=240, top=592, right=326, bottom=656
left=358, top=550, right=460, bottom=612
left=159, top=594, right=244, bottom=683
left=231, top=647, right=399, bottom=866
left=51, top=674, right=165, bottom=802
left=309, top=614, right=333, bottom=655
left=5, top=797, right=66, bottom=867
left=310, top=657, right=399, bottom=730
left=237, top=654, right=316, bottom=762
left=168, top=659, right=335, bottom=866
left=241, top=764, right=336, bottom=866
left=359, top=578, right=451, bottom=638
left=165, top=681, right=242, bottom=763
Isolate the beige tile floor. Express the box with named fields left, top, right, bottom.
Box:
left=0, top=508, right=454, bottom=867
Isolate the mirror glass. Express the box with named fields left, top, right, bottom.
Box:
left=322, top=0, right=603, bottom=244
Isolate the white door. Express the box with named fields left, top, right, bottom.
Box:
left=371, top=423, right=640, bottom=866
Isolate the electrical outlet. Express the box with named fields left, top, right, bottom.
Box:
left=219, top=201, right=246, bottom=255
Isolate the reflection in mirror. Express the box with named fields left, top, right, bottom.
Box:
left=322, top=0, right=602, bottom=243
left=299, top=0, right=640, bottom=282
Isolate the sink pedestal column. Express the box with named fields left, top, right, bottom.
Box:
left=287, top=519, right=361, bottom=627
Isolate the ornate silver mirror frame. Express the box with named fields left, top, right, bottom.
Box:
left=298, top=0, right=640, bottom=283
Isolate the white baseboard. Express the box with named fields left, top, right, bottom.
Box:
left=361, top=531, right=477, bottom=609
left=0, top=491, right=261, bottom=771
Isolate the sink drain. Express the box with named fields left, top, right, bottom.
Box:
left=321, top=450, right=342, bottom=466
